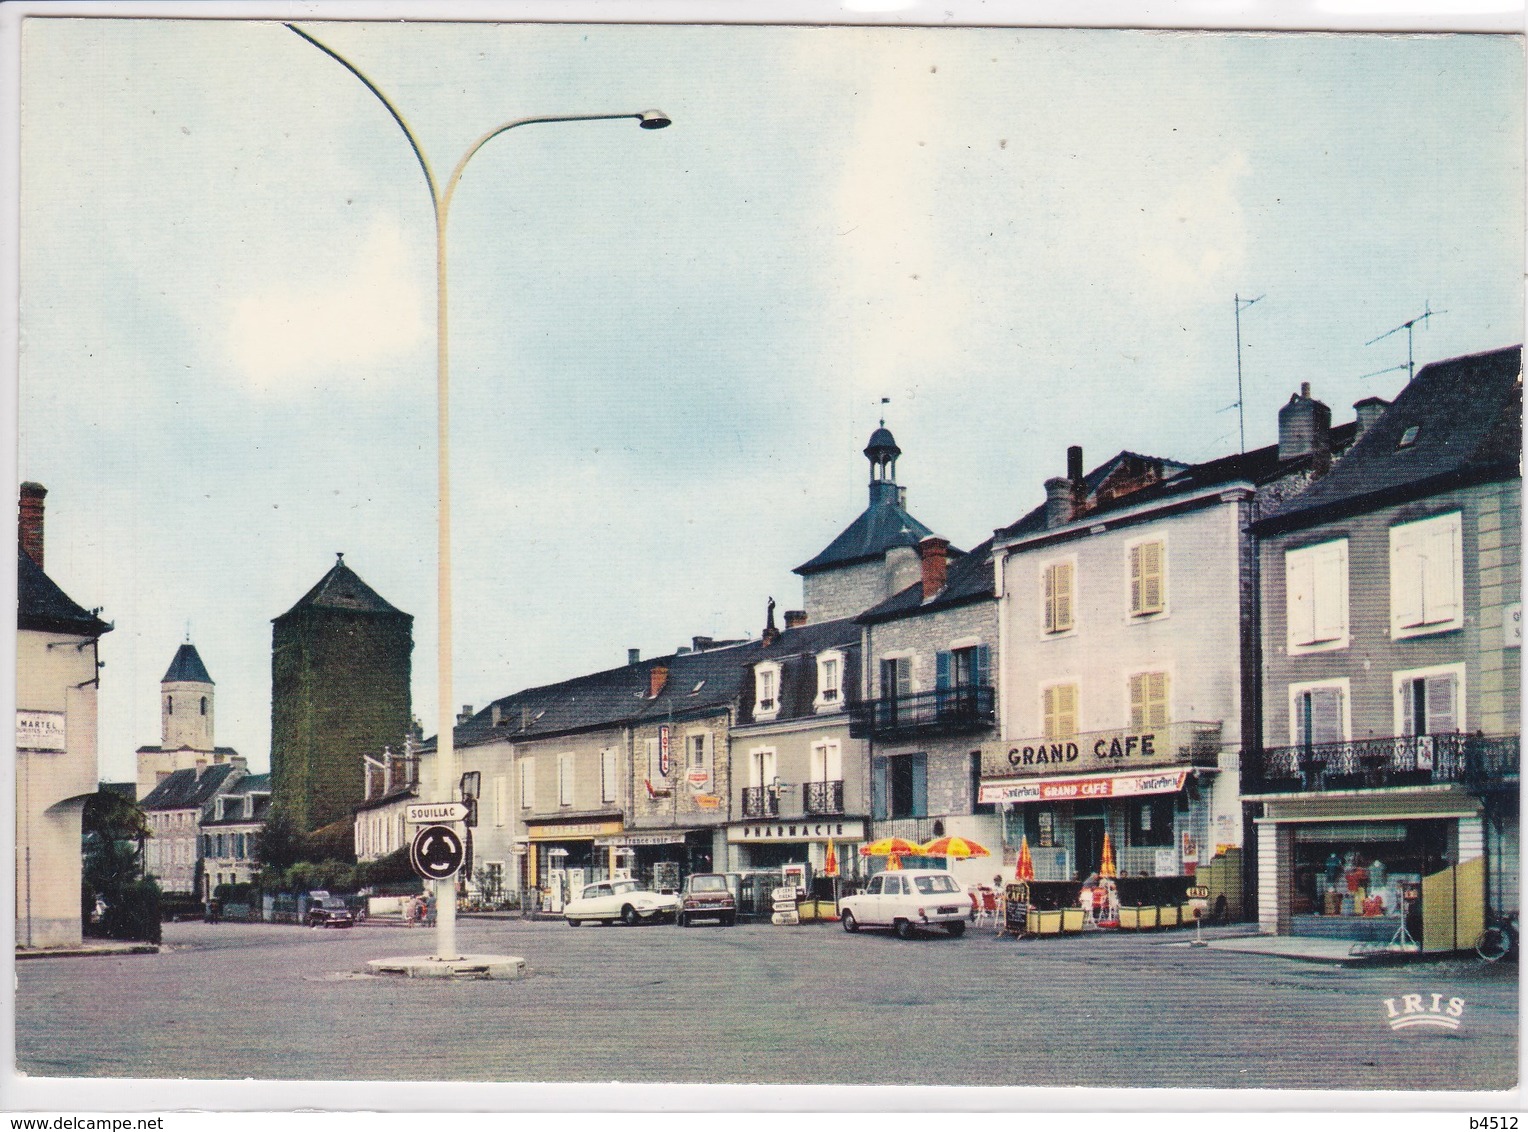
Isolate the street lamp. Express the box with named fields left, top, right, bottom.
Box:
left=288, top=24, right=669, bottom=963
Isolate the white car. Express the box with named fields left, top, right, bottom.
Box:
left=563, top=879, right=681, bottom=927
left=838, top=869, right=970, bottom=939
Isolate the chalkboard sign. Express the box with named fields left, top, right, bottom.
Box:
left=1006, top=901, right=1030, bottom=934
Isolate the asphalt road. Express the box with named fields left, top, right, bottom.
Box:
left=13, top=916, right=1519, bottom=1089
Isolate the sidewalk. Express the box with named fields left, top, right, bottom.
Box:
left=1184, top=932, right=1428, bottom=965
left=16, top=940, right=159, bottom=960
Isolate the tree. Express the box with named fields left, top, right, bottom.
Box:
left=254, top=805, right=302, bottom=873
left=81, top=788, right=160, bottom=943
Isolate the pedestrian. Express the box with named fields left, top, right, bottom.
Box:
left=403, top=895, right=416, bottom=927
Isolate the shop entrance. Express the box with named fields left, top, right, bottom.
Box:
left=1289, top=819, right=1450, bottom=943
left=1075, top=818, right=1105, bottom=881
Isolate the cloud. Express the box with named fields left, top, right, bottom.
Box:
left=222, top=219, right=427, bottom=394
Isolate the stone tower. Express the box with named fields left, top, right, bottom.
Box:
left=270, top=554, right=413, bottom=838
left=135, top=642, right=239, bottom=801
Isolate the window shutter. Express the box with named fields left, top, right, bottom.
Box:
left=936, top=651, right=952, bottom=690
left=1130, top=546, right=1143, bottom=614
left=1425, top=520, right=1462, bottom=625
left=1286, top=549, right=1315, bottom=647
left=1311, top=543, right=1346, bottom=643
left=1141, top=541, right=1163, bottom=612
left=872, top=756, right=888, bottom=820
left=1043, top=565, right=1056, bottom=632
left=1057, top=683, right=1077, bottom=738
left=826, top=741, right=842, bottom=781
left=976, top=645, right=990, bottom=688
left=1305, top=687, right=1344, bottom=744
left=1149, top=672, right=1169, bottom=729
left=910, top=752, right=928, bottom=818
left=1129, top=673, right=1146, bottom=732
left=1056, top=563, right=1073, bottom=630
left=1426, top=674, right=1458, bottom=734
left=1391, top=527, right=1426, bottom=630
left=1043, top=685, right=1057, bottom=739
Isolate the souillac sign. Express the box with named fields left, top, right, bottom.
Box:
left=1007, top=732, right=1158, bottom=767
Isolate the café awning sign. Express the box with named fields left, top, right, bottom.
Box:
left=980, top=768, right=1191, bottom=805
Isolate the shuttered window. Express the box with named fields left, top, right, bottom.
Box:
left=1390, top=512, right=1463, bottom=637
left=1130, top=540, right=1166, bottom=616
left=1043, top=561, right=1075, bottom=633
left=519, top=758, right=534, bottom=810
left=1292, top=685, right=1346, bottom=746
left=1286, top=539, right=1349, bottom=651
left=1129, top=672, right=1170, bottom=731
left=494, top=775, right=508, bottom=826
left=1399, top=672, right=1459, bottom=736
left=601, top=748, right=618, bottom=803
left=1043, top=684, right=1079, bottom=740
left=557, top=754, right=574, bottom=807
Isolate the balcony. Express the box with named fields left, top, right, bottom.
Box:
left=1243, top=733, right=1520, bottom=795
left=741, top=785, right=779, bottom=818
left=803, top=779, right=845, bottom=816
left=980, top=720, right=1223, bottom=779
left=849, top=686, right=995, bottom=740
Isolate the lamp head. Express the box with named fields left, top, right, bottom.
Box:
left=637, top=110, right=672, bottom=130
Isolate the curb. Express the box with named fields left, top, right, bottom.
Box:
left=16, top=943, right=159, bottom=960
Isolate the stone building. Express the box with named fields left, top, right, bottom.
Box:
left=199, top=772, right=271, bottom=891
left=270, top=554, right=413, bottom=837
left=16, top=483, right=112, bottom=948
left=141, top=761, right=245, bottom=897
left=134, top=642, right=241, bottom=801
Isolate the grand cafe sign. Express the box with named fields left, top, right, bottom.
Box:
left=984, top=720, right=1220, bottom=779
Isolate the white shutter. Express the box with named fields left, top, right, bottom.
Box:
left=1426, top=674, right=1458, bottom=734
left=1424, top=518, right=1462, bottom=625
left=1311, top=543, right=1347, bottom=643
left=1287, top=549, right=1315, bottom=648
left=602, top=748, right=618, bottom=802
left=494, top=775, right=507, bottom=826
left=520, top=757, right=535, bottom=809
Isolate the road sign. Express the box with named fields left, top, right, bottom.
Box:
left=1186, top=886, right=1210, bottom=899
left=405, top=802, right=469, bottom=824
left=409, top=824, right=466, bottom=881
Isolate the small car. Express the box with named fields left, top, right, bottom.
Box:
left=838, top=869, right=970, bottom=939
left=306, top=894, right=355, bottom=929
left=677, top=873, right=737, bottom=926
left=563, top=879, right=681, bottom=926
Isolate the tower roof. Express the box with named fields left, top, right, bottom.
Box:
left=793, top=497, right=938, bottom=576
left=864, top=425, right=901, bottom=461
left=275, top=555, right=409, bottom=621
left=162, top=643, right=213, bottom=685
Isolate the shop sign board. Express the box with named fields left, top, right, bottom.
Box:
left=593, top=832, right=687, bottom=848
left=1507, top=603, right=1522, bottom=648
left=695, top=793, right=722, bottom=809
left=16, top=710, right=65, bottom=751
left=659, top=724, right=672, bottom=777
left=528, top=819, right=624, bottom=840
left=1154, top=849, right=1178, bottom=877
left=987, top=725, right=1213, bottom=777
left=687, top=768, right=711, bottom=794
left=729, top=819, right=866, bottom=842
left=979, top=768, right=1189, bottom=805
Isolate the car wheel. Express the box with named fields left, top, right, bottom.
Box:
left=677, top=913, right=688, bottom=927
left=946, top=920, right=967, bottom=938
left=567, top=918, right=580, bottom=927
left=841, top=910, right=859, bottom=933
left=894, top=919, right=915, bottom=940
left=722, top=913, right=736, bottom=927
left=622, top=905, right=640, bottom=927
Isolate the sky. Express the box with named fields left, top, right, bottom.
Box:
left=15, top=15, right=1524, bottom=784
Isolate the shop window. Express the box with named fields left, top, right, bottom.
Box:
left=1128, top=672, right=1170, bottom=732
left=1043, top=560, right=1075, bottom=633
left=1042, top=683, right=1078, bottom=740
left=1286, top=539, right=1349, bottom=653
left=872, top=752, right=927, bottom=819
left=1390, top=512, right=1463, bottom=639
left=1130, top=539, right=1166, bottom=617
left=1290, top=683, right=1348, bottom=746
left=1129, top=797, right=1174, bottom=847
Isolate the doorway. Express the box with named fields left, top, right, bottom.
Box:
left=1075, top=818, right=1105, bottom=880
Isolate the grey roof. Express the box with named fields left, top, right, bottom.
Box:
left=275, top=555, right=409, bottom=621
left=794, top=498, right=940, bottom=576
left=100, top=782, right=138, bottom=802
left=857, top=536, right=995, bottom=623
left=162, top=643, right=213, bottom=685
left=733, top=618, right=862, bottom=725
left=140, top=763, right=240, bottom=812
left=17, top=548, right=110, bottom=637
left=1255, top=345, right=1521, bottom=534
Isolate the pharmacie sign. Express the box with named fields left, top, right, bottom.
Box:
left=979, top=768, right=1191, bottom=805
left=729, top=819, right=866, bottom=843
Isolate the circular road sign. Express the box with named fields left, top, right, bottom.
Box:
left=409, top=824, right=466, bottom=881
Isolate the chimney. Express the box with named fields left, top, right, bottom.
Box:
left=628, top=648, right=641, bottom=665
left=457, top=705, right=474, bottom=725
left=692, top=636, right=713, bottom=652
left=490, top=703, right=502, bottom=727
left=648, top=665, right=669, bottom=699
left=1278, top=382, right=1332, bottom=462
left=762, top=597, right=780, bottom=647
left=19, top=482, right=45, bottom=568
left=919, top=536, right=950, bottom=600
left=1067, top=445, right=1084, bottom=485
left=897, top=486, right=908, bottom=509
left=1353, top=397, right=1390, bottom=440
left=1044, top=477, right=1076, bottom=529
left=783, top=610, right=807, bottom=631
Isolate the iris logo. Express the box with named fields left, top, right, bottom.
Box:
left=1382, top=993, right=1466, bottom=1031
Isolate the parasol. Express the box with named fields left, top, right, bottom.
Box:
left=1015, top=835, right=1035, bottom=881
left=920, top=835, right=992, bottom=859
left=823, top=838, right=839, bottom=878
left=859, top=837, right=921, bottom=858
left=1100, top=831, right=1118, bottom=878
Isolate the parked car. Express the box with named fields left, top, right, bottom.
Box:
left=306, top=894, right=356, bottom=929
left=838, top=869, right=969, bottom=938
left=563, top=879, right=681, bottom=926
left=677, top=873, right=736, bottom=926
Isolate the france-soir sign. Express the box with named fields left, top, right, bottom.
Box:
left=409, top=824, right=466, bottom=881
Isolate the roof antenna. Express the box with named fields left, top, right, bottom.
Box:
left=1363, top=302, right=1445, bottom=383
left=879, top=396, right=890, bottom=428
left=1222, top=293, right=1264, bottom=454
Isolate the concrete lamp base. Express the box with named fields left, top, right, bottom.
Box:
left=365, top=953, right=526, bottom=979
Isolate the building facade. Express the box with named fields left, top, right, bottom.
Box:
left=141, top=761, right=245, bottom=897
left=16, top=483, right=112, bottom=948
left=199, top=772, right=271, bottom=891
left=1246, top=346, right=1521, bottom=947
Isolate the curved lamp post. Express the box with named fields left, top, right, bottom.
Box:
left=289, top=24, right=669, bottom=962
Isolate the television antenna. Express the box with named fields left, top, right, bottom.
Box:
left=1221, top=294, right=1264, bottom=453
left=1362, top=302, right=1445, bottom=383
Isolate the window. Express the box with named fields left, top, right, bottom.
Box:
left=1390, top=512, right=1463, bottom=638
left=557, top=754, right=574, bottom=807
left=1042, top=683, right=1079, bottom=740
left=601, top=748, right=618, bottom=803
left=754, top=663, right=781, bottom=716
left=1398, top=425, right=1421, bottom=449
left=872, top=752, right=927, bottom=819
left=749, top=747, right=777, bottom=789
left=166, top=696, right=173, bottom=716
left=1129, top=539, right=1166, bottom=616
left=519, top=758, right=534, bottom=810
left=1128, top=672, right=1170, bottom=732
left=940, top=645, right=990, bottom=691
left=883, top=875, right=905, bottom=895
left=1130, top=797, right=1175, bottom=847
left=815, top=651, right=844, bottom=710
left=200, top=696, right=207, bottom=716
left=865, top=875, right=884, bottom=896
left=1394, top=665, right=1464, bottom=736
left=1043, top=560, right=1075, bottom=633
left=690, top=734, right=707, bottom=769
left=1286, top=539, right=1350, bottom=653
left=881, top=656, right=912, bottom=699
left=1289, top=681, right=1349, bottom=746
left=494, top=774, right=507, bottom=826
left=809, top=740, right=842, bottom=783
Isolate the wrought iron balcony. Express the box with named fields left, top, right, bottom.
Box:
left=1243, top=733, right=1520, bottom=795
left=803, top=779, right=845, bottom=816
left=849, top=685, right=995, bottom=740
left=741, top=785, right=778, bottom=818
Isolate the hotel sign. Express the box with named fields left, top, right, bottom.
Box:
left=729, top=819, right=866, bottom=843
left=16, top=710, right=65, bottom=751
left=980, top=768, right=1190, bottom=805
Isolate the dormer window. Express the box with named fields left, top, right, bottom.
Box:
left=1397, top=425, right=1421, bottom=450
left=815, top=651, right=845, bottom=712
left=754, top=663, right=781, bottom=717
